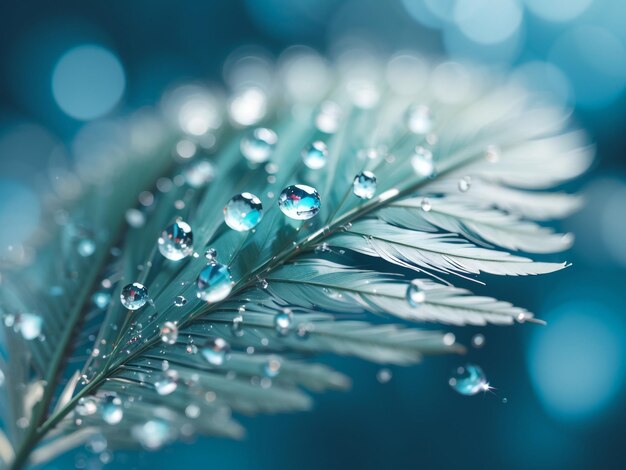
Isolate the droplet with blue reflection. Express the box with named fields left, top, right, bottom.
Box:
left=223, top=193, right=263, bottom=231
left=278, top=184, right=321, bottom=220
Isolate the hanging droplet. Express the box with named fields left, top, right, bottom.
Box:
left=120, top=283, right=149, bottom=310
left=174, top=295, right=187, bottom=307
left=458, top=176, right=471, bottom=193
left=76, top=396, right=98, bottom=416
left=406, top=280, right=426, bottom=307
left=201, top=337, right=231, bottom=366
left=160, top=322, right=178, bottom=345
left=184, top=159, right=215, bottom=188
left=154, top=370, right=178, bottom=395
left=263, top=356, right=282, bottom=378
left=302, top=141, right=328, bottom=169
left=274, top=308, right=293, bottom=335
left=240, top=127, right=277, bottom=164
left=471, top=334, right=485, bottom=348
left=406, top=104, right=433, bottom=135
left=101, top=395, right=123, bottom=425
left=315, top=101, right=341, bottom=134
left=420, top=197, right=432, bottom=212
left=196, top=263, right=233, bottom=303
left=132, top=419, right=172, bottom=450
left=278, top=184, right=321, bottom=220
left=449, top=364, right=489, bottom=396
left=77, top=238, right=96, bottom=257
left=411, top=146, right=434, bottom=177
left=352, top=171, right=377, bottom=199
left=92, top=291, right=111, bottom=309
left=4, top=313, right=42, bottom=340
left=158, top=220, right=194, bottom=261
left=223, top=193, right=263, bottom=231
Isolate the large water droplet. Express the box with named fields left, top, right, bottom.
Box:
left=196, top=263, right=232, bottom=303
left=240, top=127, right=277, bottom=164
left=302, top=141, right=328, bottom=169
left=223, top=193, right=263, bottom=231
left=158, top=220, right=194, bottom=261
left=154, top=370, right=178, bottom=395
left=184, top=159, right=215, bottom=188
left=274, top=309, right=293, bottom=335
left=353, top=171, right=377, bottom=199
left=201, top=337, right=231, bottom=366
left=4, top=313, right=42, bottom=340
left=406, top=104, right=433, bottom=134
left=160, top=322, right=178, bottom=345
left=406, top=280, right=426, bottom=307
left=278, top=184, right=321, bottom=220
left=101, top=396, right=123, bottom=425
left=411, top=146, right=434, bottom=177
left=120, top=282, right=149, bottom=310
left=449, top=364, right=488, bottom=396
left=132, top=419, right=172, bottom=450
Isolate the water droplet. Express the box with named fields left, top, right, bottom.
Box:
left=120, top=282, right=149, bottom=310
left=406, top=280, right=426, bottom=307
left=278, top=184, right=321, bottom=220
left=315, top=101, right=341, bottom=134
left=77, top=238, right=96, bottom=257
left=502, top=397, right=508, bottom=404
left=101, top=396, right=123, bottom=425
left=263, top=356, right=282, bottom=378
left=201, top=337, right=231, bottom=366
left=132, top=419, right=172, bottom=450
left=125, top=209, right=145, bottom=228
left=240, top=127, right=277, bottom=164
left=184, top=159, right=215, bottom=188
left=274, top=308, right=293, bottom=335
left=458, top=176, right=471, bottom=193
left=411, top=146, right=434, bottom=177
left=223, top=193, right=263, bottom=231
left=154, top=370, right=178, bottom=395
left=92, top=291, right=111, bottom=309
left=406, top=104, right=433, bottom=134
left=420, top=197, right=432, bottom=212
left=302, top=141, right=328, bottom=169
left=160, top=322, right=178, bottom=345
left=485, top=145, right=500, bottom=163
left=352, top=171, right=377, bottom=199
left=471, top=334, right=485, bottom=348
left=232, top=316, right=244, bottom=337
left=196, top=263, right=233, bottom=303
left=449, top=364, right=488, bottom=396
left=158, top=220, right=194, bottom=261
left=76, top=396, right=98, bottom=416
left=377, top=368, right=392, bottom=384
left=315, top=242, right=330, bottom=253
left=174, top=295, right=187, bottom=307
left=4, top=313, right=42, bottom=340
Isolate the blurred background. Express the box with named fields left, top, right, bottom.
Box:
left=1, top=0, right=625, bottom=468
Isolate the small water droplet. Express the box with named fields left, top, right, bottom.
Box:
left=92, top=291, right=111, bottom=309
left=232, top=316, right=244, bottom=337
left=160, top=322, right=178, bottom=345
left=458, top=176, right=471, bottom=193
left=449, top=364, right=488, bottom=396
left=120, top=282, right=149, bottom=310
left=174, top=295, right=187, bottom=307
left=274, top=308, right=293, bottom=335
left=204, top=248, right=217, bottom=261
left=263, top=356, right=282, bottom=378
left=471, top=334, right=485, bottom=348
left=406, top=104, right=433, bottom=134
left=406, top=280, right=426, bottom=307
left=502, top=397, right=508, bottom=404
left=201, top=337, right=231, bottom=366
left=223, top=193, right=263, bottom=231
left=420, top=197, right=432, bottom=212
left=377, top=368, right=392, bottom=384
left=240, top=127, right=277, bottom=163
left=184, top=159, right=215, bottom=188
left=278, top=184, right=321, bottom=220
left=196, top=263, right=233, bottom=303
left=76, top=396, right=98, bottom=416
left=154, top=370, right=178, bottom=395
left=158, top=220, right=194, bottom=261
left=352, top=171, right=377, bottom=199
left=101, top=396, right=123, bottom=424
left=302, top=141, right=328, bottom=169
left=77, top=238, right=96, bottom=257
left=411, top=146, right=434, bottom=177
left=315, top=242, right=330, bottom=253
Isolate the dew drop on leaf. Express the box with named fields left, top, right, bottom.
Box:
left=120, top=282, right=149, bottom=310
left=352, top=171, right=377, bottom=199
left=196, top=263, right=232, bottom=303
left=154, top=370, right=178, bottom=395
left=223, top=192, right=263, bottom=231
left=274, top=308, right=293, bottom=335
left=302, top=141, right=328, bottom=169
left=406, top=280, right=426, bottom=307
left=204, top=248, right=217, bottom=261
left=411, top=146, right=434, bottom=177
left=420, top=197, right=432, bottom=212
left=406, top=104, right=433, bottom=135
left=240, top=127, right=277, bottom=164
left=278, top=184, right=321, bottom=220
left=201, top=337, right=231, bottom=366
left=458, top=176, right=472, bottom=193
left=158, top=220, right=194, bottom=261
left=100, top=396, right=123, bottom=425
left=174, top=295, right=187, bottom=307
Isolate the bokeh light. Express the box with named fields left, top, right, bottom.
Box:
left=0, top=179, right=41, bottom=251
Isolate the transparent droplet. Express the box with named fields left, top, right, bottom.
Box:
left=76, top=396, right=98, bottom=416
left=502, top=397, right=508, bottom=404
left=125, top=208, right=146, bottom=228
left=4, top=313, right=42, bottom=340
left=471, top=334, right=485, bottom=348
left=274, top=309, right=293, bottom=335
left=449, top=364, right=488, bottom=396
left=411, top=146, right=434, bottom=177
left=158, top=220, right=194, bottom=261
left=184, top=159, right=215, bottom=188
left=201, top=337, right=231, bottom=366
left=92, top=291, right=111, bottom=309
left=154, top=370, right=178, bottom=395
left=420, top=197, right=432, bottom=212
left=485, top=145, right=500, bottom=163
left=458, top=176, right=471, bottom=193
left=352, top=171, right=377, bottom=199
left=377, top=368, right=392, bottom=384
left=132, top=419, right=172, bottom=450
left=174, top=295, right=187, bottom=307
left=196, top=263, right=233, bottom=303
left=278, top=184, right=321, bottom=220
left=77, top=238, right=96, bottom=257
left=315, top=101, right=341, bottom=134
left=223, top=193, right=263, bottom=231
left=231, top=316, right=244, bottom=337
left=302, top=141, right=328, bottom=169
left=406, top=104, right=433, bottom=135
left=240, top=127, right=277, bottom=164
left=160, top=322, right=178, bottom=345
left=120, top=282, right=149, bottom=310
left=101, top=396, right=123, bottom=425
left=406, top=280, right=426, bottom=307
left=263, top=356, right=282, bottom=378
